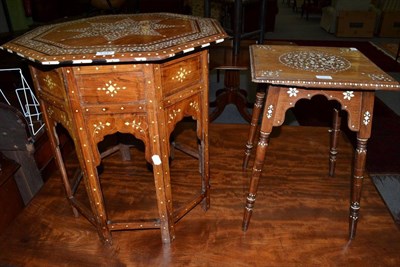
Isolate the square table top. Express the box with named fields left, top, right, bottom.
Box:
left=0, top=13, right=227, bottom=66
left=249, top=44, right=400, bottom=91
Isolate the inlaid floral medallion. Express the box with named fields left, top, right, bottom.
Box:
left=279, top=50, right=351, bottom=73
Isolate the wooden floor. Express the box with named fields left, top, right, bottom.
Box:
left=0, top=123, right=399, bottom=266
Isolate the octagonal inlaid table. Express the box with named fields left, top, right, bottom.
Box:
left=1, top=13, right=227, bottom=244
left=242, top=44, right=400, bottom=239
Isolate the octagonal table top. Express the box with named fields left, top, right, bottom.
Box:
left=1, top=13, right=227, bottom=65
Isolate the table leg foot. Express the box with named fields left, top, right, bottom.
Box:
left=349, top=202, right=359, bottom=239
left=242, top=193, right=256, bottom=231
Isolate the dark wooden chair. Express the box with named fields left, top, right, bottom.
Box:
left=205, top=0, right=267, bottom=122
left=301, top=0, right=331, bottom=20
left=0, top=103, right=43, bottom=204
left=204, top=0, right=267, bottom=55
left=0, top=152, right=24, bottom=232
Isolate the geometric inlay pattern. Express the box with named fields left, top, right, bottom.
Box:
left=172, top=67, right=191, bottom=82
left=66, top=18, right=180, bottom=42
left=97, top=80, right=126, bottom=97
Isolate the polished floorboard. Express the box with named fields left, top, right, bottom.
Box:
left=0, top=123, right=399, bottom=266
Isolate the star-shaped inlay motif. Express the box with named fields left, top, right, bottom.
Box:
left=97, top=80, right=126, bottom=97
left=287, top=87, right=299, bottom=97
left=173, top=67, right=191, bottom=82
left=343, top=91, right=354, bottom=100
left=44, top=75, right=56, bottom=89
left=67, top=18, right=181, bottom=42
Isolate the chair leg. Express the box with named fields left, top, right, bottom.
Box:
left=232, top=0, right=266, bottom=54
left=243, top=91, right=265, bottom=170
left=328, top=108, right=341, bottom=177
left=258, top=0, right=266, bottom=45
left=232, top=0, right=243, bottom=55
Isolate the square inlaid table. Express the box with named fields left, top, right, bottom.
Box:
left=1, top=13, right=227, bottom=244
left=242, top=44, right=400, bottom=239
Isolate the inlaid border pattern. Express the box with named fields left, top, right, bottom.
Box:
left=12, top=14, right=220, bottom=56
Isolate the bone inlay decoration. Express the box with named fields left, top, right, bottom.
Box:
left=66, top=18, right=182, bottom=42
left=44, top=75, right=56, bottom=89
left=124, top=120, right=144, bottom=132
left=260, top=70, right=282, bottom=78
left=60, top=113, right=71, bottom=128
left=363, top=111, right=371, bottom=126
left=258, top=140, right=268, bottom=147
left=279, top=50, right=351, bottom=73
left=93, top=121, right=111, bottom=134
left=343, top=91, right=354, bottom=100
left=97, top=80, right=126, bottom=97
left=7, top=13, right=225, bottom=61
left=47, top=107, right=54, bottom=116
left=287, top=87, right=299, bottom=97
left=168, top=109, right=181, bottom=123
left=190, top=101, right=199, bottom=112
left=266, top=105, right=274, bottom=119
left=365, top=73, right=394, bottom=82
left=173, top=67, right=191, bottom=83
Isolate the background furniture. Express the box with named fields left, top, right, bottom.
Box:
left=301, top=0, right=331, bottom=20
left=17, top=0, right=189, bottom=26
left=1, top=13, right=227, bottom=244
left=293, top=0, right=304, bottom=11
left=0, top=152, right=24, bottom=233
left=208, top=40, right=255, bottom=122
left=204, top=0, right=274, bottom=122
left=204, top=0, right=268, bottom=55
left=320, top=0, right=376, bottom=37
left=0, top=63, right=75, bottom=192
left=371, top=0, right=400, bottom=37
left=0, top=103, right=43, bottom=205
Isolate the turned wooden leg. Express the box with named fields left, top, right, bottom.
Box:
left=349, top=137, right=368, bottom=239
left=243, top=91, right=265, bottom=170
left=242, top=131, right=270, bottom=231
left=328, top=108, right=341, bottom=177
